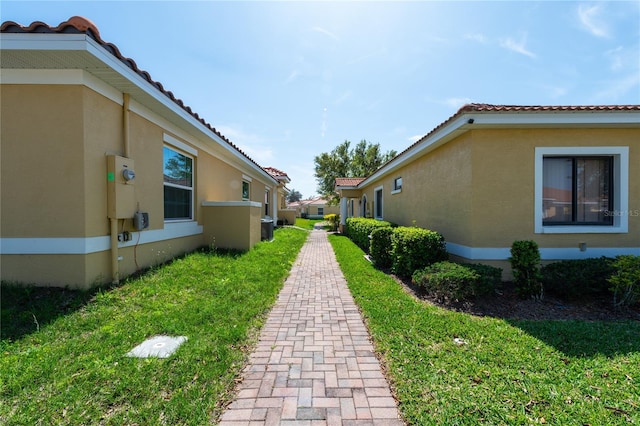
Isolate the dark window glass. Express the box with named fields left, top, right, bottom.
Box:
left=543, top=156, right=612, bottom=225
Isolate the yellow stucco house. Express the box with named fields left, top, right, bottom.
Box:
left=1, top=17, right=291, bottom=288
left=336, top=104, right=640, bottom=275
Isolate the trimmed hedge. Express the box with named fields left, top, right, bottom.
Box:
left=370, top=227, right=394, bottom=269
left=412, top=261, right=502, bottom=302
left=411, top=262, right=475, bottom=302
left=345, top=218, right=394, bottom=252
left=541, top=257, right=615, bottom=301
left=464, top=263, right=503, bottom=296
left=391, top=227, right=448, bottom=278
left=510, top=240, right=543, bottom=299
left=609, top=255, right=640, bottom=308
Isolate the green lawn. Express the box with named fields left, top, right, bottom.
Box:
left=294, top=218, right=325, bottom=230
left=329, top=234, right=640, bottom=425
left=0, top=227, right=308, bottom=425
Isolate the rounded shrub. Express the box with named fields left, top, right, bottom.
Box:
left=608, top=255, right=640, bottom=308
left=369, top=227, right=394, bottom=269
left=391, top=227, right=448, bottom=278
left=412, top=261, right=479, bottom=302
left=509, top=240, right=543, bottom=299
left=345, top=217, right=394, bottom=253
left=541, top=257, right=615, bottom=301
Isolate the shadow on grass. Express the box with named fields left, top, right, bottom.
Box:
left=1, top=283, right=99, bottom=342
left=0, top=247, right=247, bottom=343
left=508, top=319, right=640, bottom=358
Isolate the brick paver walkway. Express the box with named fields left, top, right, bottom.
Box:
left=218, top=229, right=403, bottom=425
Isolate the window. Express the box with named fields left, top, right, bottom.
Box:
left=535, top=147, right=629, bottom=234
left=374, top=186, right=383, bottom=219
left=318, top=207, right=324, bottom=216
left=164, top=146, right=193, bottom=220
left=392, top=177, right=403, bottom=194
left=242, top=181, right=250, bottom=200
left=362, top=194, right=368, bottom=218
left=543, top=157, right=612, bottom=225
left=264, top=190, right=270, bottom=216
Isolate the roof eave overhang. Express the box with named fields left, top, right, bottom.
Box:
left=0, top=32, right=278, bottom=185
left=359, top=109, right=640, bottom=188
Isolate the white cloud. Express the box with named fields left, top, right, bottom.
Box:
left=464, top=33, right=488, bottom=44
left=593, top=73, right=640, bottom=102
left=312, top=26, right=340, bottom=42
left=284, top=69, right=300, bottom=85
left=407, top=134, right=424, bottom=143
left=216, top=125, right=274, bottom=165
left=499, top=34, right=536, bottom=58
left=334, top=90, right=352, bottom=105
left=444, top=97, right=472, bottom=109
left=578, top=4, right=609, bottom=38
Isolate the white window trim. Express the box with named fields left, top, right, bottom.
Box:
left=534, top=146, right=629, bottom=234
left=374, top=185, right=384, bottom=220
left=164, top=144, right=196, bottom=222
left=391, top=177, right=403, bottom=195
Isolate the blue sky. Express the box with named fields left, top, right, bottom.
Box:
left=3, top=1, right=639, bottom=198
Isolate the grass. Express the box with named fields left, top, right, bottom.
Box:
left=0, top=227, right=308, bottom=425
left=294, top=218, right=325, bottom=230
left=329, top=234, right=640, bottom=425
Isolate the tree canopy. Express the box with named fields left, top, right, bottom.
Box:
left=314, top=140, right=396, bottom=204
left=286, top=189, right=303, bottom=203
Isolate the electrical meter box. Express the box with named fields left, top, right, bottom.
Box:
left=107, top=155, right=136, bottom=219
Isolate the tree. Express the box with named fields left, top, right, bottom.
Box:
left=314, top=140, right=396, bottom=204
left=287, top=189, right=303, bottom=203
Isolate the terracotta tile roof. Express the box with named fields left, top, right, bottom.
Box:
left=335, top=177, right=365, bottom=187
left=264, top=167, right=289, bottom=179
left=1, top=16, right=274, bottom=180
left=458, top=103, right=640, bottom=113
left=385, top=102, right=640, bottom=173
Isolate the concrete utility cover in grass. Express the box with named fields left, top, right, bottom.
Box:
left=126, top=335, right=187, bottom=358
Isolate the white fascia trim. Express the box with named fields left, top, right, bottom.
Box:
left=0, top=221, right=203, bottom=255
left=446, top=242, right=640, bottom=261
left=2, top=34, right=274, bottom=185
left=534, top=146, right=629, bottom=234
left=361, top=115, right=470, bottom=187
left=163, top=133, right=198, bottom=157
left=472, top=111, right=640, bottom=126
left=202, top=201, right=262, bottom=208
left=0, top=69, right=124, bottom=106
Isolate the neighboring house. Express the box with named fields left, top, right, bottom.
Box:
left=291, top=197, right=340, bottom=219
left=0, top=17, right=291, bottom=288
left=336, top=104, right=640, bottom=276
left=264, top=167, right=296, bottom=225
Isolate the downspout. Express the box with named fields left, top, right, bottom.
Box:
left=110, top=93, right=131, bottom=284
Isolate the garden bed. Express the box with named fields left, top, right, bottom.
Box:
left=395, top=275, right=640, bottom=321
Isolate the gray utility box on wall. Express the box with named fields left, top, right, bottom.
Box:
left=261, top=218, right=274, bottom=241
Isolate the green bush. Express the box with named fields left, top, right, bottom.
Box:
left=391, top=227, right=448, bottom=278
left=608, top=255, right=640, bottom=308
left=541, top=257, right=615, bottom=301
left=412, top=261, right=478, bottom=302
left=370, top=227, right=394, bottom=269
left=510, top=240, right=543, bottom=299
left=464, top=263, right=502, bottom=296
left=345, top=217, right=394, bottom=253
left=324, top=214, right=339, bottom=232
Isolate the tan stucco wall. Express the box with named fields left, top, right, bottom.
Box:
left=201, top=204, right=262, bottom=250
left=1, top=85, right=88, bottom=237
left=469, top=128, right=640, bottom=249
left=366, top=135, right=474, bottom=245
left=1, top=82, right=274, bottom=288
left=358, top=126, right=638, bottom=271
